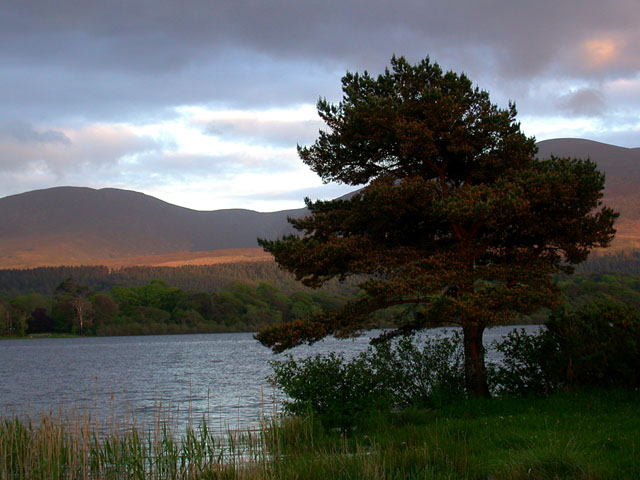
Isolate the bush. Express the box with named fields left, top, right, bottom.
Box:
left=369, top=333, right=465, bottom=407
left=547, top=302, right=640, bottom=388
left=491, top=301, right=640, bottom=394
left=270, top=352, right=389, bottom=429
left=490, top=327, right=563, bottom=396
left=270, top=333, right=465, bottom=429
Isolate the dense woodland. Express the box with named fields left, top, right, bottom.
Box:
left=0, top=275, right=359, bottom=337
left=1, top=250, right=638, bottom=297
left=0, top=262, right=300, bottom=296
left=575, top=250, right=640, bottom=274
left=1, top=257, right=639, bottom=338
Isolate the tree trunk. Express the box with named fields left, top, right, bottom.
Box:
left=462, top=323, right=490, bottom=398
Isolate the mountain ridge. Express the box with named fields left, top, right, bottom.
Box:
left=0, top=186, right=306, bottom=268
left=1, top=138, right=638, bottom=269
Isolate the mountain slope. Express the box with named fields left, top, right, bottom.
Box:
left=0, top=138, right=637, bottom=268
left=537, top=138, right=640, bottom=250
left=0, top=187, right=305, bottom=268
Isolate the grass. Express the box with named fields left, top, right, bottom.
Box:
left=0, top=405, right=266, bottom=479
left=1, top=389, right=638, bottom=479
left=260, top=388, right=640, bottom=480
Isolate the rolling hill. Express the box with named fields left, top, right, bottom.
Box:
left=0, top=187, right=304, bottom=268
left=0, top=138, right=637, bottom=269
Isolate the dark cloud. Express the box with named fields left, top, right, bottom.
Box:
left=2, top=0, right=639, bottom=123
left=558, top=88, right=607, bottom=117
left=1, top=0, right=639, bottom=206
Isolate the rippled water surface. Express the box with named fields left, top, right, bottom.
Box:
left=0, top=326, right=539, bottom=432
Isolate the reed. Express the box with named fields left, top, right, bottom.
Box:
left=0, top=405, right=267, bottom=479
left=2, top=389, right=638, bottom=479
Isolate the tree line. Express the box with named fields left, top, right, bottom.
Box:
left=0, top=262, right=361, bottom=297
left=1, top=249, right=638, bottom=299
left=2, top=272, right=639, bottom=338
left=0, top=278, right=356, bottom=338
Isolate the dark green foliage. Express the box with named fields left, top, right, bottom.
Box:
left=577, top=250, right=640, bottom=275
left=0, top=262, right=360, bottom=297
left=52, top=278, right=93, bottom=335
left=0, top=299, right=27, bottom=336
left=490, top=328, right=564, bottom=396
left=557, top=273, right=640, bottom=309
left=90, top=292, right=119, bottom=328
left=1, top=276, right=353, bottom=337
left=372, top=334, right=465, bottom=407
left=547, top=302, right=640, bottom=388
left=270, top=334, right=465, bottom=429
left=492, top=302, right=640, bottom=393
left=271, top=353, right=389, bottom=429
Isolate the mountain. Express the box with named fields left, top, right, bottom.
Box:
left=0, top=187, right=305, bottom=268
left=536, top=138, right=640, bottom=251
left=0, top=138, right=637, bottom=269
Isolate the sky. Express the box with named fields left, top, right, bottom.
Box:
left=1, top=0, right=639, bottom=212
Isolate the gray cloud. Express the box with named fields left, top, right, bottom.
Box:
left=204, top=118, right=322, bottom=147
left=558, top=88, right=607, bottom=117
left=3, top=0, right=639, bottom=122
left=1, top=0, right=639, bottom=208
left=1, top=121, right=71, bottom=146
left=0, top=123, right=162, bottom=176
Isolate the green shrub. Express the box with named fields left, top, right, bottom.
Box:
left=490, top=327, right=563, bottom=396
left=270, top=352, right=388, bottom=429
left=492, top=301, right=640, bottom=394
left=547, top=301, right=640, bottom=388
left=369, top=333, right=465, bottom=407
left=270, top=333, right=465, bottom=428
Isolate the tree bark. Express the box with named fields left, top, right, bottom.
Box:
left=462, top=323, right=491, bottom=398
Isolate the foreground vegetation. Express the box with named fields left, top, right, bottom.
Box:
left=3, top=301, right=639, bottom=478
left=264, top=389, right=640, bottom=480
left=2, top=389, right=638, bottom=479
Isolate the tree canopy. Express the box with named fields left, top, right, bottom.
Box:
left=256, top=56, right=618, bottom=396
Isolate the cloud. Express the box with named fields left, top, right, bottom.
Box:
left=3, top=0, right=639, bottom=121
left=204, top=118, right=321, bottom=148
left=1, top=121, right=71, bottom=146
left=0, top=122, right=162, bottom=179
left=192, top=105, right=323, bottom=147
left=558, top=88, right=607, bottom=117
left=1, top=0, right=640, bottom=209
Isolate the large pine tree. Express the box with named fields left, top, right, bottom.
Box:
left=257, top=56, right=617, bottom=397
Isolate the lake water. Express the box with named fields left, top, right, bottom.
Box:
left=0, top=326, right=540, bottom=433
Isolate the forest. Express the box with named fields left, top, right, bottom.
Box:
left=1, top=249, right=639, bottom=297
left=1, top=262, right=640, bottom=338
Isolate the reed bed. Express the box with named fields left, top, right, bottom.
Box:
left=2, top=389, right=638, bottom=479
left=0, top=405, right=269, bottom=480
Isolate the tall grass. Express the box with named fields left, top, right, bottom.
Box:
left=2, top=389, right=638, bottom=479
left=0, top=405, right=267, bottom=479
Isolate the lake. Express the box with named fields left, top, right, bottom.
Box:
left=0, top=326, right=540, bottom=433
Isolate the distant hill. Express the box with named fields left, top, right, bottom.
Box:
left=537, top=138, right=640, bottom=251
left=0, top=187, right=305, bottom=268
left=0, top=138, right=637, bottom=269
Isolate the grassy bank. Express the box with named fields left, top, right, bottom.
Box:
left=2, top=389, right=638, bottom=479
left=263, top=389, right=640, bottom=480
